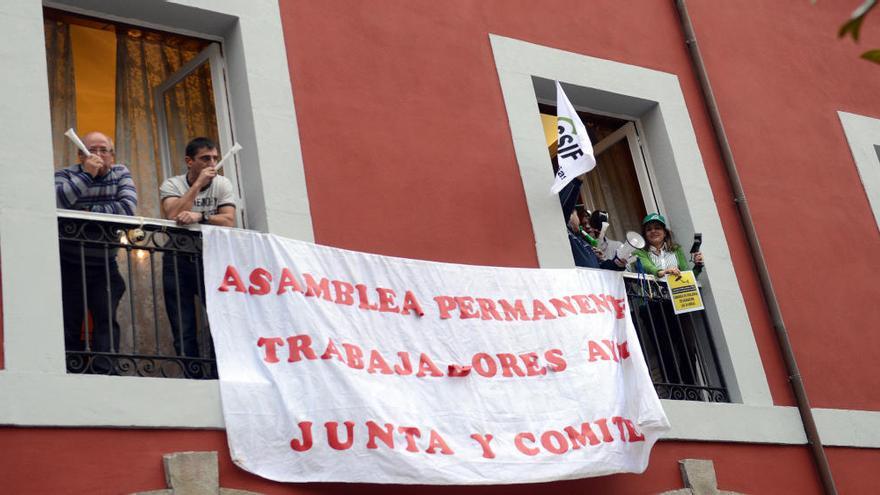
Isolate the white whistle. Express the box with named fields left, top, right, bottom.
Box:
left=215, top=142, right=242, bottom=172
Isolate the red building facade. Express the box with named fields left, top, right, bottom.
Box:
left=1, top=1, right=878, bottom=493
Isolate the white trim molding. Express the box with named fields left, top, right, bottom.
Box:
left=838, top=111, right=880, bottom=233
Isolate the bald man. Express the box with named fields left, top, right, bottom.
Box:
left=55, top=131, right=138, bottom=373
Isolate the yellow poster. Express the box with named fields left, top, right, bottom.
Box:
left=666, top=270, right=704, bottom=315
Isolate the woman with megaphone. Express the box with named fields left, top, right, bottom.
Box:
left=633, top=213, right=704, bottom=279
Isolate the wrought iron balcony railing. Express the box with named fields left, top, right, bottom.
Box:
left=56, top=212, right=728, bottom=402
left=624, top=273, right=729, bottom=402
left=58, top=211, right=216, bottom=379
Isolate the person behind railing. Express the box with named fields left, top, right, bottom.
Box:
left=633, top=213, right=704, bottom=278
left=54, top=131, right=138, bottom=370
left=159, top=137, right=236, bottom=363
left=559, top=175, right=625, bottom=271
left=583, top=209, right=624, bottom=264
left=630, top=213, right=705, bottom=386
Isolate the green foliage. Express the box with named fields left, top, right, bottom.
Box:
left=837, top=0, right=879, bottom=63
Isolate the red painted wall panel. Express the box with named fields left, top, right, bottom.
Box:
left=277, top=0, right=797, bottom=407
left=685, top=0, right=880, bottom=411
left=0, top=428, right=826, bottom=495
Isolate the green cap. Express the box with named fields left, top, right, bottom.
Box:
left=642, top=213, right=667, bottom=226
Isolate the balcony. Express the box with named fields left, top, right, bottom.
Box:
left=56, top=213, right=729, bottom=402
left=58, top=211, right=215, bottom=379
left=624, top=273, right=729, bottom=402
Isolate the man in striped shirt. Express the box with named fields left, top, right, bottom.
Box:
left=55, top=132, right=137, bottom=214
left=55, top=131, right=137, bottom=373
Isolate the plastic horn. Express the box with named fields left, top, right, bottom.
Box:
left=614, top=231, right=646, bottom=262
left=598, top=221, right=609, bottom=242
left=214, top=142, right=242, bottom=172
left=64, top=128, right=91, bottom=157
left=578, top=226, right=599, bottom=247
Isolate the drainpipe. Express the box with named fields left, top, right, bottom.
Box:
left=672, top=2, right=838, bottom=494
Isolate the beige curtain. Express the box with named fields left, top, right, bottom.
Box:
left=580, top=137, right=647, bottom=241
left=44, top=19, right=78, bottom=169
left=114, top=28, right=214, bottom=219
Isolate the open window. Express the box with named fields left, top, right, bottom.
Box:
left=44, top=8, right=243, bottom=224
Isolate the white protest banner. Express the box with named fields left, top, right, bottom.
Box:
left=203, top=226, right=669, bottom=485
left=551, top=81, right=596, bottom=194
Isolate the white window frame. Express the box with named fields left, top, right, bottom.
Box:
left=838, top=111, right=880, bottom=232
left=489, top=33, right=805, bottom=443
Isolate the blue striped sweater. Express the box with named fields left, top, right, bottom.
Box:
left=55, top=163, right=138, bottom=216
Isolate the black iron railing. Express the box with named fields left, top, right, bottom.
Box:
left=624, top=273, right=729, bottom=402
left=57, top=212, right=216, bottom=379
left=56, top=213, right=729, bottom=401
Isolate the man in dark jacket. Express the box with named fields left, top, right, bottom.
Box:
left=558, top=176, right=624, bottom=271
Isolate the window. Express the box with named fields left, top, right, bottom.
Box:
left=491, top=33, right=774, bottom=407
left=44, top=8, right=242, bottom=378
left=44, top=8, right=243, bottom=224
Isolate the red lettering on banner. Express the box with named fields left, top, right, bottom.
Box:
left=257, top=337, right=284, bottom=363
left=447, top=364, right=472, bottom=377
left=571, top=294, right=596, bottom=314
left=366, top=421, right=395, bottom=449
left=398, top=426, right=421, bottom=452
left=549, top=297, right=579, bottom=317
left=588, top=340, right=611, bottom=362
left=416, top=353, right=444, bottom=377
left=470, top=433, right=496, bottom=459
left=248, top=268, right=272, bottom=295
left=326, top=421, right=355, bottom=450
left=277, top=268, right=304, bottom=294
left=290, top=421, right=314, bottom=452
left=367, top=350, right=394, bottom=375
left=342, top=343, right=364, bottom=369
left=426, top=429, right=454, bottom=455
left=496, top=353, right=526, bottom=377
left=514, top=416, right=644, bottom=456
left=589, top=294, right=612, bottom=314
left=400, top=291, right=425, bottom=316
left=618, top=341, right=631, bottom=360
left=434, top=296, right=456, bottom=319
left=286, top=335, right=317, bottom=362
left=304, top=274, right=332, bottom=301
left=455, top=297, right=480, bottom=319
left=531, top=300, right=557, bottom=320
left=499, top=299, right=531, bottom=321
left=624, top=419, right=646, bottom=442
left=218, top=265, right=246, bottom=292
left=564, top=422, right=601, bottom=449
left=355, top=284, right=379, bottom=311
left=320, top=338, right=344, bottom=362
left=608, top=295, right=627, bottom=319
left=393, top=352, right=413, bottom=375
left=593, top=418, right=615, bottom=443
left=602, top=340, right=620, bottom=362
left=541, top=430, right=569, bottom=454
left=612, top=416, right=627, bottom=440
left=475, top=298, right=502, bottom=321
left=377, top=288, right=399, bottom=313
left=514, top=432, right=539, bottom=456
left=472, top=353, right=497, bottom=377
left=332, top=280, right=354, bottom=305
left=519, top=352, right=547, bottom=376
left=545, top=349, right=567, bottom=372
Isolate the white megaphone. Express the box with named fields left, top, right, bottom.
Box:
left=614, top=231, right=646, bottom=264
